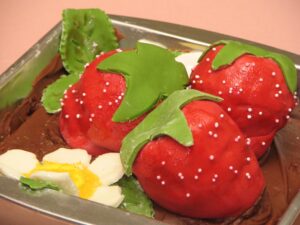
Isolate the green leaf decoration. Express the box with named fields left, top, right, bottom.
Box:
left=118, top=176, right=154, bottom=218
left=210, top=40, right=297, bottom=93
left=41, top=73, right=80, bottom=113
left=60, top=9, right=118, bottom=74
left=20, top=176, right=60, bottom=191
left=120, top=89, right=222, bottom=175
left=98, top=43, right=189, bottom=122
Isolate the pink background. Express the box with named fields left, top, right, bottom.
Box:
left=0, top=0, right=299, bottom=74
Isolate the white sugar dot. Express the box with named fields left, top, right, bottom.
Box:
left=222, top=80, right=226, bottom=84
left=116, top=49, right=122, bottom=52
left=206, top=58, right=210, bottom=62
left=246, top=138, right=251, bottom=145
left=192, top=80, right=196, bottom=84
left=258, top=111, right=263, bottom=116
left=75, top=98, right=79, bottom=102
left=234, top=170, right=238, bottom=174
left=229, top=166, right=234, bottom=170
left=121, top=92, right=125, bottom=96
left=275, top=84, right=280, bottom=88
left=105, top=82, right=110, bottom=86
left=239, top=88, right=243, bottom=92
left=197, top=168, right=202, bottom=173
left=91, top=113, right=95, bottom=118
left=198, top=124, right=203, bottom=128
left=278, top=90, right=282, bottom=95
left=275, top=119, right=280, bottom=123
left=161, top=161, right=166, bottom=165
left=76, top=114, right=81, bottom=119
left=220, top=114, right=224, bottom=118
left=98, top=105, right=103, bottom=109
left=214, top=122, right=219, bottom=128
left=208, top=131, right=213, bottom=136
left=118, top=96, right=122, bottom=100
left=103, top=89, right=107, bottom=93
left=64, top=95, right=68, bottom=99
left=115, top=100, right=119, bottom=103
left=212, top=47, right=216, bottom=51
left=246, top=157, right=251, bottom=162
left=186, top=193, right=191, bottom=198
left=288, top=108, right=292, bottom=112
left=161, top=181, right=166, bottom=185
left=227, top=107, right=232, bottom=112
left=212, top=178, right=216, bottom=182
left=199, top=80, right=204, bottom=84
left=84, top=63, right=89, bottom=68
left=259, top=78, right=263, bottom=82
left=274, top=93, right=279, bottom=98
left=64, top=114, right=69, bottom=119
left=218, top=91, right=223, bottom=95
left=194, top=175, right=199, bottom=180
left=208, top=69, right=212, bottom=73
left=209, top=155, right=215, bottom=161
left=89, top=118, right=93, bottom=122
left=235, top=136, right=241, bottom=142
left=213, top=133, right=218, bottom=138
left=82, top=92, right=86, bottom=97
left=286, top=115, right=290, bottom=120
left=156, top=175, right=161, bottom=180
left=214, top=174, right=218, bottom=178
left=80, top=100, right=84, bottom=105
left=71, top=89, right=76, bottom=94
left=247, top=114, right=252, bottom=119
left=272, top=72, right=276, bottom=76
left=195, top=75, right=200, bottom=79
left=245, top=172, right=251, bottom=179
left=261, top=141, right=266, bottom=146
left=248, top=108, right=253, bottom=112
left=108, top=102, right=113, bottom=106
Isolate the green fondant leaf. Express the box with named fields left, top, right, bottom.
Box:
left=41, top=73, right=80, bottom=113
left=211, top=40, right=297, bottom=93
left=171, top=50, right=184, bottom=57
left=118, top=176, right=154, bottom=218
left=20, top=176, right=60, bottom=191
left=120, top=89, right=222, bottom=175
left=60, top=9, right=118, bottom=74
left=98, top=43, right=189, bottom=122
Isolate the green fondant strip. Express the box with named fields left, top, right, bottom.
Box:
left=120, top=89, right=222, bottom=176
left=210, top=40, right=297, bottom=93
left=98, top=43, right=189, bottom=122
left=41, top=73, right=80, bottom=113
left=118, top=176, right=154, bottom=218
left=60, top=9, right=118, bottom=75
left=20, top=177, right=60, bottom=191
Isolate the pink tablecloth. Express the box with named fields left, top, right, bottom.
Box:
left=0, top=0, right=299, bottom=74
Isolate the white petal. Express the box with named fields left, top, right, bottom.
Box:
left=30, top=171, right=78, bottom=196
left=0, top=150, right=38, bottom=179
left=43, top=148, right=91, bottom=166
left=89, top=185, right=124, bottom=208
left=175, top=51, right=202, bottom=77
left=89, top=153, right=124, bottom=185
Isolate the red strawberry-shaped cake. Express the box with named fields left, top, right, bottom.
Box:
left=190, top=41, right=298, bottom=158
left=60, top=50, right=143, bottom=155
left=60, top=43, right=189, bottom=156
left=121, top=90, right=265, bottom=218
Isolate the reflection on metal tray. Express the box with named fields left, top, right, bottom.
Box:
left=0, top=15, right=300, bottom=225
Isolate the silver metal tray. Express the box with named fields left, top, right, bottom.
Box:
left=0, top=15, right=300, bottom=225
